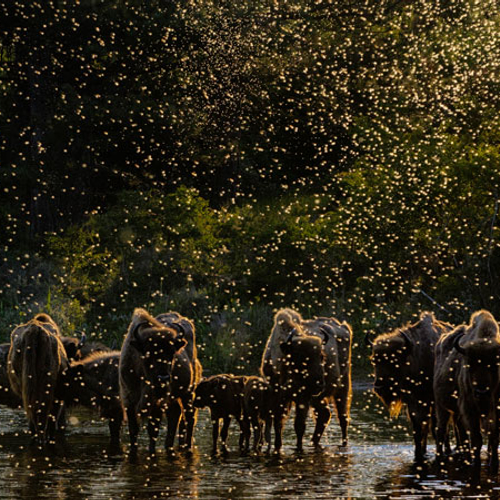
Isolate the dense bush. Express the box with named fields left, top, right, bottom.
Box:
left=1, top=0, right=500, bottom=373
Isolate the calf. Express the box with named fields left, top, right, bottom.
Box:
left=60, top=332, right=87, bottom=361
left=0, top=344, right=21, bottom=409
left=243, top=376, right=272, bottom=452
left=59, top=351, right=123, bottom=445
left=194, top=374, right=248, bottom=454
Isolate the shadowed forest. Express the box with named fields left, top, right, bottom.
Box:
left=1, top=0, right=500, bottom=373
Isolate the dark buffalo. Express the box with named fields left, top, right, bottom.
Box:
left=59, top=351, right=123, bottom=445
left=367, top=312, right=453, bottom=462
left=243, top=376, right=272, bottom=452
left=0, top=343, right=22, bottom=409
left=433, top=325, right=468, bottom=460
left=8, top=318, right=69, bottom=444
left=448, top=310, right=500, bottom=472
left=302, top=316, right=352, bottom=447
left=78, top=340, right=113, bottom=360
left=261, top=308, right=326, bottom=452
left=34, top=312, right=111, bottom=361
left=119, top=308, right=195, bottom=454
left=154, top=311, right=202, bottom=449
left=60, top=332, right=88, bottom=361
left=194, top=374, right=248, bottom=454
left=32, top=313, right=60, bottom=336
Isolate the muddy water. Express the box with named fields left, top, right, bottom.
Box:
left=0, top=384, right=499, bottom=499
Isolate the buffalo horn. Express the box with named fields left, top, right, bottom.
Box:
left=364, top=334, right=374, bottom=348
left=400, top=331, right=413, bottom=352
left=319, top=327, right=329, bottom=345
left=453, top=334, right=466, bottom=355
left=132, top=320, right=150, bottom=341
left=285, top=328, right=298, bottom=343
left=172, top=322, right=186, bottom=338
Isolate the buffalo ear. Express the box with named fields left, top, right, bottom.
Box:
left=319, top=327, right=330, bottom=345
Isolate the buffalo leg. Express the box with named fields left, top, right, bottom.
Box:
left=488, top=419, right=499, bottom=472
left=239, top=417, right=250, bottom=451
left=36, top=404, right=50, bottom=445
left=434, top=405, right=450, bottom=460
left=109, top=413, right=122, bottom=447
left=409, top=403, right=430, bottom=462
left=126, top=407, right=140, bottom=453
left=178, top=415, right=186, bottom=447
left=454, top=415, right=471, bottom=461
left=469, top=421, right=483, bottom=469
left=56, top=404, right=67, bottom=434
left=312, top=400, right=331, bottom=448
left=220, top=416, right=231, bottom=452
left=251, top=414, right=262, bottom=451
left=47, top=402, right=63, bottom=444
left=211, top=418, right=220, bottom=455
left=273, top=394, right=291, bottom=453
left=294, top=403, right=309, bottom=452
left=165, top=400, right=182, bottom=451
left=264, top=416, right=272, bottom=450
left=180, top=395, right=197, bottom=449
left=421, top=417, right=430, bottom=455
left=147, top=406, right=163, bottom=454
left=273, top=410, right=284, bottom=453
left=335, top=391, right=350, bottom=447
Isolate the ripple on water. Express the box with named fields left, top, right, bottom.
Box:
left=0, top=388, right=499, bottom=498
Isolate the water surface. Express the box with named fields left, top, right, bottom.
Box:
left=0, top=383, right=498, bottom=499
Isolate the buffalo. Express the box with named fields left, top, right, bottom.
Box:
left=243, top=376, right=272, bottom=452
left=119, top=308, right=199, bottom=454
left=367, top=312, right=453, bottom=462
left=0, top=344, right=22, bottom=409
left=261, top=308, right=327, bottom=452
left=7, top=317, right=69, bottom=444
left=194, top=374, right=248, bottom=454
left=154, top=311, right=202, bottom=449
left=301, top=316, right=352, bottom=447
left=59, top=351, right=123, bottom=445
left=33, top=312, right=110, bottom=361
left=34, top=312, right=82, bottom=361
left=433, top=325, right=467, bottom=460
left=435, top=310, right=500, bottom=472
left=60, top=332, right=88, bottom=361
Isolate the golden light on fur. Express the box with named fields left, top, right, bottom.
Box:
left=389, top=399, right=404, bottom=418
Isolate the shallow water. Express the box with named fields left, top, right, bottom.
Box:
left=0, top=384, right=499, bottom=499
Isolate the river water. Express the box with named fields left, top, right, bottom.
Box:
left=0, top=383, right=499, bottom=499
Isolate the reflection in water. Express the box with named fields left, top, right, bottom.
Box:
left=1, top=387, right=500, bottom=498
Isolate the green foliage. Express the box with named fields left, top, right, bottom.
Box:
left=1, top=0, right=500, bottom=372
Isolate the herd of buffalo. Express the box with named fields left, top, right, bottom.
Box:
left=1, top=306, right=500, bottom=475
